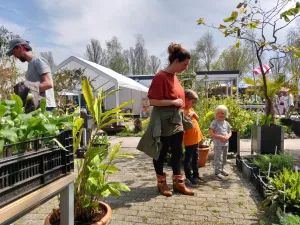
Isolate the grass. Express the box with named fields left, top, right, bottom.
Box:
left=250, top=209, right=257, bottom=216
left=236, top=201, right=244, bottom=207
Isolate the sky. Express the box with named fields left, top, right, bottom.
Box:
left=0, top=0, right=297, bottom=72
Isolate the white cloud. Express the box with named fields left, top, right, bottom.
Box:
left=0, top=18, right=31, bottom=38
left=32, top=0, right=300, bottom=66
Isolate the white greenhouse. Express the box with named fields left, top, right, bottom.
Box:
left=54, top=56, right=149, bottom=115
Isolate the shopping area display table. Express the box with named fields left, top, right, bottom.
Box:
left=0, top=173, right=76, bottom=225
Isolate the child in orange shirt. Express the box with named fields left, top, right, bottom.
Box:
left=183, top=89, right=204, bottom=187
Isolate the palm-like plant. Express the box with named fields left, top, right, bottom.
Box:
left=244, top=73, right=298, bottom=123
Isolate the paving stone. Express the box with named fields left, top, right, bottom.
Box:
left=14, top=137, right=280, bottom=225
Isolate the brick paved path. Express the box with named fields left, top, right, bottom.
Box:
left=14, top=137, right=277, bottom=225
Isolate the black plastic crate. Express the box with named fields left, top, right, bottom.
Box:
left=0, top=130, right=73, bottom=207
left=236, top=155, right=243, bottom=172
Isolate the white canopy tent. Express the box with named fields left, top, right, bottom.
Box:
left=54, top=56, right=149, bottom=115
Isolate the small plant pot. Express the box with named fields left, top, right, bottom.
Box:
left=280, top=118, right=292, bottom=127
left=292, top=119, right=300, bottom=137
left=228, top=131, right=240, bottom=153
left=198, top=145, right=210, bottom=167
left=44, top=201, right=112, bottom=225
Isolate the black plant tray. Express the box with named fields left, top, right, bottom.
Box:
left=257, top=176, right=275, bottom=199
left=0, top=130, right=74, bottom=207
left=236, top=155, right=243, bottom=172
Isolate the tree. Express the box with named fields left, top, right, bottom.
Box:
left=269, top=53, right=286, bottom=74
left=40, top=51, right=56, bottom=71
left=0, top=58, right=22, bottom=99
left=147, top=55, right=161, bottom=74
left=186, top=49, right=202, bottom=73
left=106, top=36, right=129, bottom=74
left=195, top=32, right=218, bottom=71
left=84, top=38, right=107, bottom=66
left=198, top=0, right=300, bottom=124
left=0, top=26, right=19, bottom=59
left=133, top=35, right=148, bottom=74
left=216, top=45, right=252, bottom=79
left=53, top=68, right=85, bottom=106
left=0, top=27, right=24, bottom=100
left=123, top=35, right=150, bottom=75
left=285, top=19, right=300, bottom=76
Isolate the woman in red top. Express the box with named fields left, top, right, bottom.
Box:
left=147, top=42, right=193, bottom=196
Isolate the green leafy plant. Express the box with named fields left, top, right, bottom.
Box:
left=0, top=94, right=74, bottom=158
left=277, top=207, right=300, bottom=225
left=116, top=117, right=150, bottom=137
left=94, top=134, right=111, bottom=146
left=253, top=154, right=294, bottom=175
left=280, top=213, right=300, bottom=225
left=264, top=168, right=300, bottom=214
left=69, top=78, right=135, bottom=224
left=195, top=96, right=255, bottom=137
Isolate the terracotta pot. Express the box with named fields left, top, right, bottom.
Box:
left=44, top=201, right=112, bottom=225
left=198, top=145, right=210, bottom=167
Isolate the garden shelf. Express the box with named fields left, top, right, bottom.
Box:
left=0, top=130, right=74, bottom=207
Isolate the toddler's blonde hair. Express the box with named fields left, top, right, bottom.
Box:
left=215, top=105, right=229, bottom=119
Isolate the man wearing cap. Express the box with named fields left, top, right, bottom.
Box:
left=7, top=38, right=56, bottom=111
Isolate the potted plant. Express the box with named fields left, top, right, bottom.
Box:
left=198, top=141, right=210, bottom=167
left=45, top=78, right=135, bottom=225
left=197, top=110, right=214, bottom=167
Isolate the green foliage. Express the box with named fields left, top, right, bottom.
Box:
left=74, top=78, right=135, bottom=222
left=177, top=71, right=196, bottom=89
left=116, top=117, right=150, bottom=137
left=195, top=96, right=255, bottom=137
left=0, top=96, right=74, bottom=157
left=94, top=134, right=111, bottom=146
left=197, top=0, right=300, bottom=124
left=279, top=213, right=300, bottom=225
left=253, top=154, right=294, bottom=174
left=264, top=168, right=300, bottom=214
left=53, top=68, right=85, bottom=107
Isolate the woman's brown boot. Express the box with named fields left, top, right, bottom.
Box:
left=156, top=173, right=172, bottom=197
left=173, top=175, right=194, bottom=195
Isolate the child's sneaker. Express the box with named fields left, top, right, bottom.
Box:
left=185, top=178, right=198, bottom=187
left=193, top=176, right=205, bottom=184
left=215, top=173, right=227, bottom=181
left=221, top=170, right=229, bottom=176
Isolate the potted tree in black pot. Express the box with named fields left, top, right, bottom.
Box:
left=197, top=0, right=300, bottom=154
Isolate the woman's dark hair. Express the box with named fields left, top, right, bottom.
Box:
left=168, top=42, right=191, bottom=64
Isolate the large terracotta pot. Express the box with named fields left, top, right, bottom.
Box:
left=44, top=201, right=112, bottom=225
left=198, top=145, right=210, bottom=167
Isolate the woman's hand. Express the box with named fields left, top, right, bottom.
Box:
left=172, top=98, right=183, bottom=107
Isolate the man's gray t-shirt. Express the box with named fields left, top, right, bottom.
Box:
left=209, top=120, right=232, bottom=146
left=26, top=56, right=56, bottom=107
